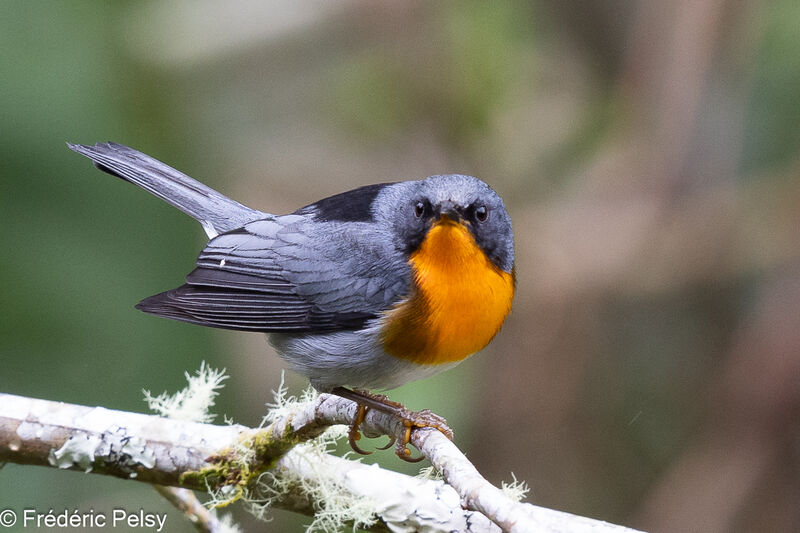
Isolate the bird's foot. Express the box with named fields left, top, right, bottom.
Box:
left=331, top=387, right=453, bottom=462
left=392, top=407, right=452, bottom=462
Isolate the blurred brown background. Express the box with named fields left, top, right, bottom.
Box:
left=2, top=1, right=799, bottom=532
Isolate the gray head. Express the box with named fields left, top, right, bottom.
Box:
left=374, top=174, right=514, bottom=273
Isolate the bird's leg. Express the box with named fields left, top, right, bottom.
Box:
left=330, top=387, right=453, bottom=462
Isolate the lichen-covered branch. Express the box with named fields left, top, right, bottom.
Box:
left=0, top=392, right=644, bottom=533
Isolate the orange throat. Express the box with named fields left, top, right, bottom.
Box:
left=383, top=217, right=514, bottom=365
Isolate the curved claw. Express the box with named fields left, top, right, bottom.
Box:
left=348, top=430, right=372, bottom=456
left=376, top=435, right=396, bottom=451
left=348, top=434, right=372, bottom=455
left=347, top=405, right=372, bottom=456
left=393, top=425, right=425, bottom=462
left=395, top=441, right=425, bottom=462
left=397, top=448, right=426, bottom=463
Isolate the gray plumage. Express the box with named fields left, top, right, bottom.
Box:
left=70, top=142, right=514, bottom=390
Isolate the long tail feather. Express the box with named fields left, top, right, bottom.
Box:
left=69, top=142, right=263, bottom=237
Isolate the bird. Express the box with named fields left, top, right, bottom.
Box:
left=69, top=142, right=515, bottom=461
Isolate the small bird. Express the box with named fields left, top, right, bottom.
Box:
left=69, top=142, right=515, bottom=461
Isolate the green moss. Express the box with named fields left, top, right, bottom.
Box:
left=178, top=428, right=298, bottom=506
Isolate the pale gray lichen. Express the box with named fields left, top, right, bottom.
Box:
left=159, top=369, right=376, bottom=532
left=240, top=378, right=376, bottom=533
left=48, top=433, right=103, bottom=472
left=501, top=473, right=530, bottom=503
left=416, top=465, right=444, bottom=481
left=212, top=510, right=243, bottom=533
left=113, top=431, right=156, bottom=470
left=47, top=427, right=155, bottom=474
left=143, top=361, right=228, bottom=423
left=260, top=372, right=320, bottom=427
left=347, top=465, right=471, bottom=532
left=144, top=364, right=239, bottom=531
left=247, top=442, right=377, bottom=533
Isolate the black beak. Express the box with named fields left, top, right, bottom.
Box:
left=438, top=200, right=462, bottom=221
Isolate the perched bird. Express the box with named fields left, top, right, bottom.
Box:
left=69, top=142, right=515, bottom=461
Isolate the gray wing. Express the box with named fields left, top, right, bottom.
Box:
left=136, top=215, right=411, bottom=332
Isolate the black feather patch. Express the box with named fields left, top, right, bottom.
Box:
left=295, top=183, right=392, bottom=222
left=135, top=284, right=374, bottom=332
left=93, top=162, right=127, bottom=181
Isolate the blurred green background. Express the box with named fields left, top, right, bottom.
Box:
left=2, top=1, right=800, bottom=532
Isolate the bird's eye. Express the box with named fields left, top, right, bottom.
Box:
left=475, top=205, right=488, bottom=222
left=414, top=201, right=425, bottom=218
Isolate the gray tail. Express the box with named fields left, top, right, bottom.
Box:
left=68, top=142, right=263, bottom=237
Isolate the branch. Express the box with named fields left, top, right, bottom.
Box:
left=153, top=486, right=232, bottom=533
left=0, top=392, right=644, bottom=533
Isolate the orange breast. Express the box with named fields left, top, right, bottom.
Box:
left=382, top=217, right=514, bottom=365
